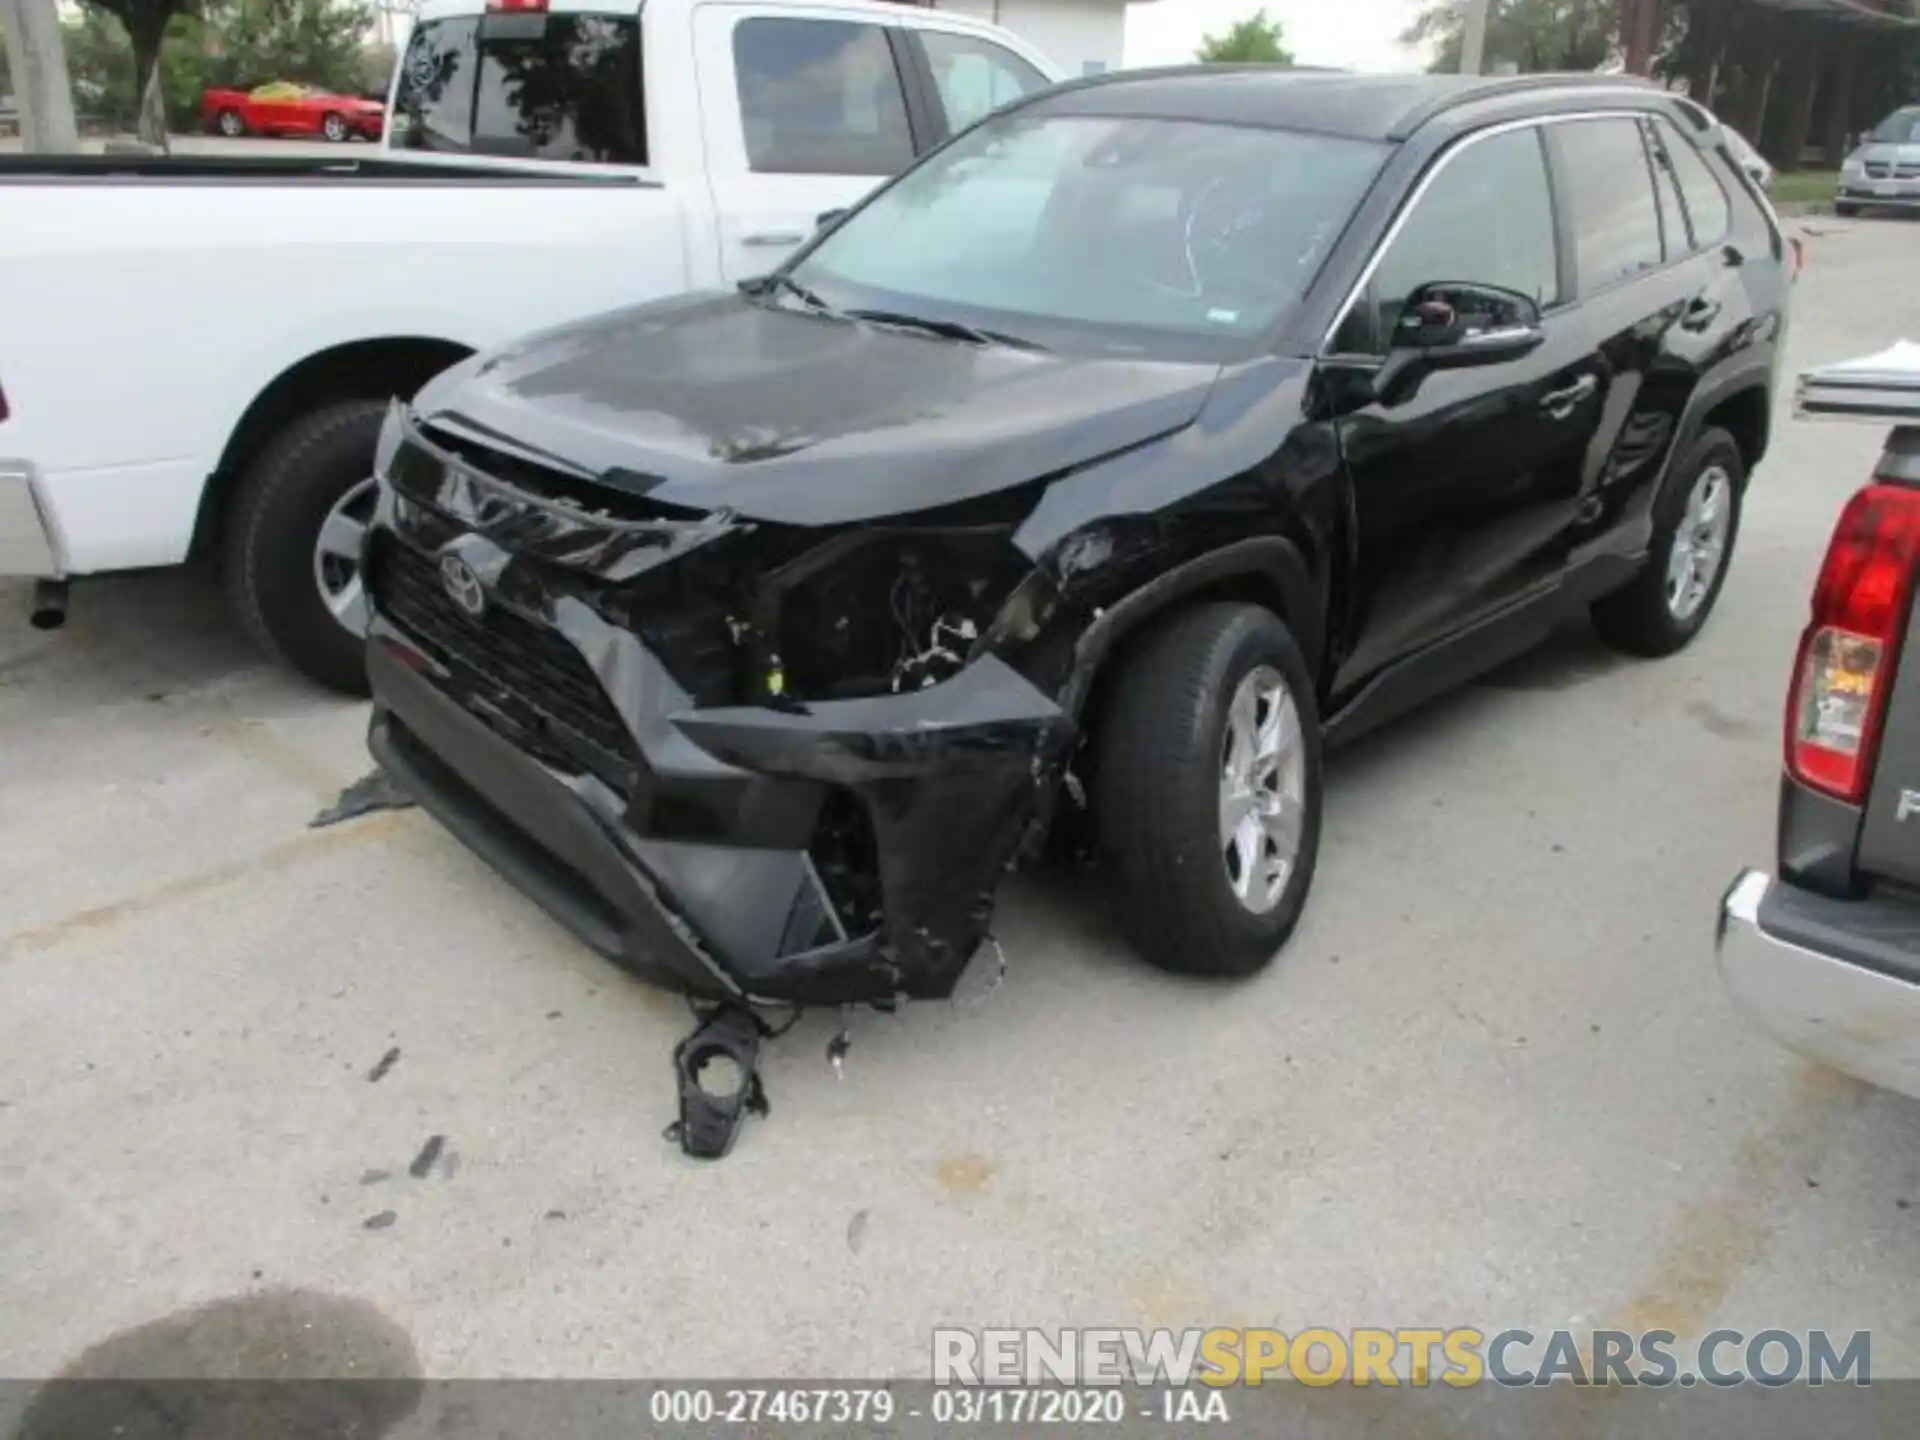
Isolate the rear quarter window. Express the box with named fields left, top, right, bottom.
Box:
left=394, top=11, right=646, bottom=164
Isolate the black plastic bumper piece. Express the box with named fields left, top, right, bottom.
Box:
left=668, top=1006, right=771, bottom=1161
left=367, top=626, right=1073, bottom=1007
left=369, top=640, right=736, bottom=999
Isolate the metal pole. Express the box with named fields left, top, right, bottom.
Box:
left=1459, top=0, right=1492, bottom=75
left=0, top=0, right=80, bottom=152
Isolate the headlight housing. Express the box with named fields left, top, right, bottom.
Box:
left=755, top=527, right=1032, bottom=702
left=1843, top=156, right=1867, bottom=178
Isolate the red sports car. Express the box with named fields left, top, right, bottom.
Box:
left=201, top=83, right=386, bottom=143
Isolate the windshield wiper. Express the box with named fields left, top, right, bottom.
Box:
left=844, top=308, right=1045, bottom=352
left=741, top=273, right=846, bottom=320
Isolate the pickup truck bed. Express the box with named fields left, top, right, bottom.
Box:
left=1720, top=349, right=1920, bottom=1095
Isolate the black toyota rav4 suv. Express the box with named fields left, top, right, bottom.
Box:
left=361, top=69, right=1789, bottom=1010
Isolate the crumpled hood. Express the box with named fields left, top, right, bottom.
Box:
left=414, top=291, right=1223, bottom=525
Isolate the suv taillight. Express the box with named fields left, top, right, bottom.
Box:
left=1788, top=482, right=1920, bottom=802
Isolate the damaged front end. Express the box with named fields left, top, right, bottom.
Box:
left=362, top=403, right=1078, bottom=1012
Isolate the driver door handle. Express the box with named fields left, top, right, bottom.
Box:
left=1540, top=374, right=1598, bottom=419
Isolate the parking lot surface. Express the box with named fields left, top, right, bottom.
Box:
left=3, top=217, right=1920, bottom=1383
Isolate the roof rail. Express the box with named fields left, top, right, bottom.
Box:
left=1388, top=71, right=1666, bottom=139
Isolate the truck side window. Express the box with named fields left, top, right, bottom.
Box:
left=918, top=31, right=1050, bottom=133
left=732, top=18, right=914, bottom=176
left=1331, top=126, right=1558, bottom=356
left=393, top=12, right=646, bottom=164
left=394, top=17, right=481, bottom=153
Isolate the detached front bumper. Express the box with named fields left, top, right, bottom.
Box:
left=367, top=591, right=1073, bottom=1008
left=1717, top=869, right=1920, bottom=1099
left=0, top=461, right=63, bottom=577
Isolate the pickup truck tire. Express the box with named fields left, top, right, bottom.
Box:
left=1592, top=426, right=1745, bottom=658
left=223, top=399, right=386, bottom=695
left=1095, top=602, right=1323, bottom=978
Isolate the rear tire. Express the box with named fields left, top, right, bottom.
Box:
left=216, top=108, right=245, bottom=138
left=1592, top=427, right=1745, bottom=658
left=321, top=113, right=348, bottom=143
left=223, top=400, right=387, bottom=695
left=1094, top=603, right=1323, bottom=978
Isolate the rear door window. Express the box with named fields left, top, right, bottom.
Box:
left=732, top=17, right=914, bottom=176
left=394, top=11, right=646, bottom=163
left=1645, top=120, right=1691, bottom=260
left=1652, top=117, right=1731, bottom=248
left=917, top=30, right=1051, bottom=133
left=1549, top=118, right=1665, bottom=293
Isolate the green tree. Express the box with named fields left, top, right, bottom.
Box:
left=64, top=0, right=374, bottom=135
left=1401, top=0, right=1616, bottom=75
left=78, top=0, right=202, bottom=146
left=202, top=0, right=375, bottom=96
left=1195, top=8, right=1294, bottom=65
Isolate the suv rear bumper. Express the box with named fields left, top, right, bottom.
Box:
left=0, top=461, right=62, bottom=576
left=1717, top=869, right=1920, bottom=1098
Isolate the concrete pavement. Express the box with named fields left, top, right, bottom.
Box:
left=3, top=217, right=1920, bottom=1386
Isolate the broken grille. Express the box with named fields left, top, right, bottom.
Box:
left=372, top=539, right=639, bottom=788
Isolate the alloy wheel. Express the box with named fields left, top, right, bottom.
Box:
left=312, top=477, right=378, bottom=638
left=1666, top=463, right=1734, bottom=622
left=1218, top=664, right=1308, bottom=916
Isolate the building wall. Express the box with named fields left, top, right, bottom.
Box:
left=936, top=0, right=1129, bottom=78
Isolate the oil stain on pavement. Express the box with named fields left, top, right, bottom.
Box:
left=9, top=1289, right=422, bottom=1440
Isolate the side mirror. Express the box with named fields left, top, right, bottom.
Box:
left=1374, top=281, right=1545, bottom=405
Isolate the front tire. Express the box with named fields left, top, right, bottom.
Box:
left=1592, top=427, right=1745, bottom=658
left=223, top=400, right=387, bottom=695
left=1095, top=603, right=1324, bottom=978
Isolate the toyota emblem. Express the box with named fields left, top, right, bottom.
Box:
left=439, top=553, right=486, bottom=618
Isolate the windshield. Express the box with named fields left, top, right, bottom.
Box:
left=1870, top=107, right=1920, bottom=144
left=787, top=113, right=1388, bottom=357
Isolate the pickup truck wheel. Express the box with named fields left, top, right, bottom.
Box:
left=321, top=113, right=348, bottom=143
left=1592, top=427, right=1745, bottom=658
left=224, top=399, right=387, bottom=695
left=216, top=109, right=245, bottom=138
left=1095, top=602, right=1323, bottom=978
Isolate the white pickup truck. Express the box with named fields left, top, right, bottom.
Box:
left=0, top=0, right=1057, bottom=690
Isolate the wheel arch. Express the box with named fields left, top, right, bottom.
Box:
left=190, top=335, right=474, bottom=560
left=1058, top=535, right=1325, bottom=728
left=1698, top=384, right=1770, bottom=478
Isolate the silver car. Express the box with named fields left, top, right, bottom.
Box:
left=1837, top=104, right=1920, bottom=216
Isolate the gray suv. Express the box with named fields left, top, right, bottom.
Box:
left=1837, top=104, right=1920, bottom=216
